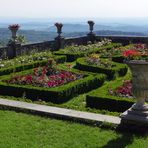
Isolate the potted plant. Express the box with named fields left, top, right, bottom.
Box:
left=123, top=49, right=148, bottom=110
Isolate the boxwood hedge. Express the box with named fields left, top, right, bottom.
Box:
left=76, top=57, right=128, bottom=80
left=86, top=71, right=135, bottom=112
left=0, top=68, right=106, bottom=104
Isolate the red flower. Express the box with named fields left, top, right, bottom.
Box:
left=123, top=50, right=141, bottom=58
left=24, top=75, right=33, bottom=83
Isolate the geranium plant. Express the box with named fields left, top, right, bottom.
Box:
left=8, top=24, right=20, bottom=30
left=122, top=44, right=148, bottom=61
left=123, top=50, right=141, bottom=60
left=109, top=80, right=133, bottom=98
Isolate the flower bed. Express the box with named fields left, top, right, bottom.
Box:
left=76, top=57, right=127, bottom=80
left=61, top=39, right=112, bottom=53
left=6, top=60, right=83, bottom=88
left=86, top=54, right=115, bottom=69
left=0, top=51, right=53, bottom=69
left=109, top=80, right=133, bottom=98
left=0, top=51, right=66, bottom=76
left=54, top=43, right=121, bottom=62
left=0, top=60, right=106, bottom=103
left=100, top=43, right=148, bottom=63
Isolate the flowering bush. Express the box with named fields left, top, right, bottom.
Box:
left=86, top=54, right=114, bottom=68
left=6, top=60, right=83, bottom=88
left=109, top=80, right=133, bottom=98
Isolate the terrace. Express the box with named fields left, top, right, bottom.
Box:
left=0, top=21, right=148, bottom=147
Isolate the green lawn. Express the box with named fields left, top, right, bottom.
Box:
left=0, top=110, right=147, bottom=148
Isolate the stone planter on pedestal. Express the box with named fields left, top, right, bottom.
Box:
left=87, top=20, right=96, bottom=43
left=54, top=23, right=65, bottom=50
left=7, top=24, right=21, bottom=59
left=120, top=60, right=148, bottom=126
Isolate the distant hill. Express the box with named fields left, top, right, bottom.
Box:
left=0, top=27, right=146, bottom=46
left=48, top=23, right=148, bottom=34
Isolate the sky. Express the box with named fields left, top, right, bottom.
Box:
left=0, top=0, right=148, bottom=19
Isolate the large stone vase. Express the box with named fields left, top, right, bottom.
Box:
left=10, top=28, right=18, bottom=42
left=127, top=60, right=148, bottom=111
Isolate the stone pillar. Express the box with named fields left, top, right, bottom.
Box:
left=7, top=42, right=21, bottom=59
left=7, top=24, right=21, bottom=59
left=87, top=20, right=96, bottom=43
left=54, top=23, right=65, bottom=50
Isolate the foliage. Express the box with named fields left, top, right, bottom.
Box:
left=16, top=35, right=28, bottom=44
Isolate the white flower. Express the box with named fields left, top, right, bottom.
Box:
left=0, top=64, right=4, bottom=67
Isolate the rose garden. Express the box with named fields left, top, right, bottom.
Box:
left=0, top=21, right=147, bottom=147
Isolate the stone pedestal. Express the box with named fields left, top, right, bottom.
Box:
left=120, top=107, right=148, bottom=126
left=87, top=33, right=96, bottom=43
left=7, top=41, right=21, bottom=59
left=54, top=36, right=65, bottom=50
left=120, top=60, right=148, bottom=128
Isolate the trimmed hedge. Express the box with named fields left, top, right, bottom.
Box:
left=0, top=55, right=66, bottom=76
left=76, top=57, right=128, bottom=80
left=54, top=43, right=121, bottom=62
left=86, top=72, right=135, bottom=112
left=0, top=69, right=106, bottom=104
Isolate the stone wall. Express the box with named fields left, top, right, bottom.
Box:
left=1, top=35, right=148, bottom=59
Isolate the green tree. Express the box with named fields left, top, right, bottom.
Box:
left=16, top=35, right=27, bottom=44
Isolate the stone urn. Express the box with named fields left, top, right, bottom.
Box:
left=55, top=23, right=63, bottom=37
left=126, top=60, right=148, bottom=111
left=8, top=24, right=20, bottom=42
left=87, top=20, right=95, bottom=34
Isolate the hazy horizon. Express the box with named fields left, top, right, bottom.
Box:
left=1, top=0, right=148, bottom=18
left=1, top=17, right=148, bottom=25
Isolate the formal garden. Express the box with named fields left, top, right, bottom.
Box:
left=0, top=23, right=147, bottom=147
